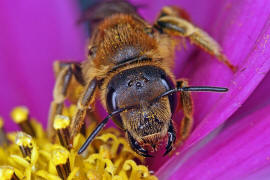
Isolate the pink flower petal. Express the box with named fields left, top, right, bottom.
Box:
left=164, top=95, right=270, bottom=179
left=157, top=64, right=270, bottom=179
left=232, top=70, right=270, bottom=119
left=181, top=0, right=270, bottom=156
left=0, top=0, right=86, bottom=131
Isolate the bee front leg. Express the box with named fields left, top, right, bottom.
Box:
left=155, top=6, right=236, bottom=71
left=70, top=78, right=97, bottom=143
left=48, top=61, right=76, bottom=139
left=177, top=79, right=194, bottom=141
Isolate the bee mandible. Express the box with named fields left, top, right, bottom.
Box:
left=48, top=0, right=235, bottom=157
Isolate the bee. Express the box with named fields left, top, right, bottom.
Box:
left=48, top=0, right=235, bottom=157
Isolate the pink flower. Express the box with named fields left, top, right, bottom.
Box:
left=1, top=0, right=270, bottom=179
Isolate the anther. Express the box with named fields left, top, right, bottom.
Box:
left=15, top=132, right=34, bottom=162
left=11, top=107, right=35, bottom=137
left=53, top=115, right=71, bottom=150
left=0, top=166, right=20, bottom=180
left=52, top=145, right=71, bottom=180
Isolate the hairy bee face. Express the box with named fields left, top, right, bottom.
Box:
left=106, top=65, right=177, bottom=145
left=121, top=97, right=172, bottom=145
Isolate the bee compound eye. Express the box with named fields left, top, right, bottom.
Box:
left=106, top=87, right=124, bottom=129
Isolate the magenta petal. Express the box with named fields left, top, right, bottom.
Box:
left=157, top=67, right=270, bottom=179
left=181, top=0, right=270, bottom=155
left=0, top=0, right=86, bottom=131
left=165, top=104, right=270, bottom=179
left=232, top=70, right=270, bottom=119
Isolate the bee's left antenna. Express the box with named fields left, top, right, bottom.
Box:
left=78, top=108, right=127, bottom=154
left=156, top=85, right=228, bottom=100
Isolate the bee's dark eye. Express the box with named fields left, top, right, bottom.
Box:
left=160, top=74, right=177, bottom=115
left=107, top=87, right=117, bottom=112
left=106, top=87, right=123, bottom=128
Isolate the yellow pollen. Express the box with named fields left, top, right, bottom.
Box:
left=15, top=131, right=33, bottom=148
left=11, top=106, right=29, bottom=123
left=51, top=145, right=69, bottom=165
left=0, top=105, right=158, bottom=180
left=53, top=115, right=70, bottom=130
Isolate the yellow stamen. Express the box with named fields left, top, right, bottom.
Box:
left=9, top=155, right=30, bottom=168
left=0, top=166, right=20, bottom=180
left=51, top=145, right=69, bottom=165
left=51, top=145, right=71, bottom=180
left=15, top=132, right=33, bottom=148
left=11, top=107, right=35, bottom=137
left=36, top=170, right=62, bottom=180
left=53, top=115, right=70, bottom=130
left=11, top=106, right=29, bottom=124
left=15, top=132, right=33, bottom=161
left=0, top=106, right=158, bottom=179
left=53, top=115, right=71, bottom=149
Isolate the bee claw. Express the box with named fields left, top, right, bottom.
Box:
left=163, top=122, right=176, bottom=156
left=163, top=146, right=172, bottom=156
left=127, top=132, right=153, bottom=157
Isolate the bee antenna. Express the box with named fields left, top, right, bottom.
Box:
left=180, top=86, right=228, bottom=92
left=78, top=108, right=127, bottom=154
left=157, top=85, right=228, bottom=100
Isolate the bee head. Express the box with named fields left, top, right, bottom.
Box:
left=106, top=65, right=177, bottom=145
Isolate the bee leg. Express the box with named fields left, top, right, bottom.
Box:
left=48, top=63, right=73, bottom=140
left=163, top=121, right=176, bottom=156
left=177, top=79, right=194, bottom=141
left=127, top=132, right=153, bottom=157
left=69, top=78, right=97, bottom=144
left=155, top=6, right=236, bottom=71
left=53, top=61, right=85, bottom=85
left=48, top=61, right=84, bottom=140
left=156, top=6, right=191, bottom=21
